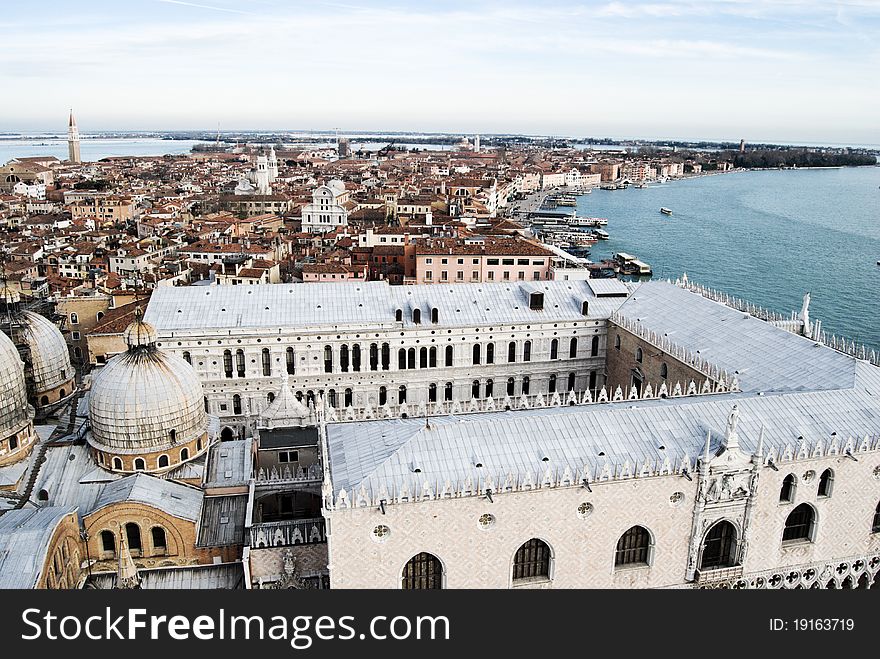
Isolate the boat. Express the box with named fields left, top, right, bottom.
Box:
left=613, top=252, right=653, bottom=277
left=593, top=229, right=609, bottom=240
left=660, top=207, right=673, bottom=215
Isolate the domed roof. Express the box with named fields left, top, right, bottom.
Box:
left=87, top=319, right=207, bottom=454
left=15, top=311, right=75, bottom=397
left=123, top=316, right=158, bottom=348
left=0, top=331, right=31, bottom=437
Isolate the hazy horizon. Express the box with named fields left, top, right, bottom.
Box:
left=1, top=1, right=878, bottom=145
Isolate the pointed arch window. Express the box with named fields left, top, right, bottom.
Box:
left=817, top=469, right=833, bottom=498
left=486, top=343, right=495, bottom=364
left=550, top=339, right=559, bottom=360
left=783, top=503, right=816, bottom=543
left=699, top=521, right=738, bottom=570
left=508, top=341, right=516, bottom=363
left=472, top=344, right=481, bottom=365
left=513, top=538, right=551, bottom=582
left=523, top=340, right=531, bottom=362
left=569, top=337, right=578, bottom=358
left=401, top=553, right=443, bottom=589
left=590, top=335, right=599, bottom=357
left=445, top=344, right=454, bottom=366
left=780, top=474, right=796, bottom=503
left=615, top=526, right=652, bottom=567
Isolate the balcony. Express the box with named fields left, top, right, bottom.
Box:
left=249, top=517, right=326, bottom=548
left=695, top=564, right=743, bottom=586
left=255, top=463, right=322, bottom=486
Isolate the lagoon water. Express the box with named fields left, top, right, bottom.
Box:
left=579, top=167, right=880, bottom=350
left=0, top=138, right=201, bottom=163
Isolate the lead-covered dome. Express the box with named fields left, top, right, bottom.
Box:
left=0, top=331, right=31, bottom=438
left=88, top=316, right=208, bottom=464
left=15, top=310, right=75, bottom=403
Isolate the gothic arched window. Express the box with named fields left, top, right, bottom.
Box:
left=817, top=469, right=833, bottom=498
left=780, top=474, right=796, bottom=503
left=783, top=503, right=816, bottom=543
left=614, top=526, right=652, bottom=567
left=401, top=553, right=443, bottom=589
left=699, top=521, right=738, bottom=570
left=512, top=538, right=551, bottom=582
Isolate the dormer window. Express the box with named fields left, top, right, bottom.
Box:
left=395, top=308, right=403, bottom=322
left=581, top=300, right=589, bottom=316
left=529, top=292, right=544, bottom=310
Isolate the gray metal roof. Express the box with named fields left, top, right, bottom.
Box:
left=144, top=279, right=629, bottom=332
left=88, top=562, right=245, bottom=589
left=0, top=506, right=77, bottom=588
left=586, top=278, right=631, bottom=297
left=205, top=439, right=253, bottom=490
left=92, top=473, right=203, bottom=522
left=327, top=385, right=880, bottom=501
left=33, top=443, right=119, bottom=514
left=618, top=280, right=858, bottom=394
left=196, top=495, right=247, bottom=547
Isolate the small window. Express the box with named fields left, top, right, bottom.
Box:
left=412, top=308, right=421, bottom=324
left=279, top=450, right=299, bottom=463
left=125, top=523, right=142, bottom=552
left=590, top=335, right=599, bottom=357
left=569, top=337, right=578, bottom=358
left=100, top=530, right=116, bottom=555
left=180, top=447, right=190, bottom=461
left=660, top=362, right=668, bottom=379
left=158, top=455, right=169, bottom=469
left=780, top=474, right=796, bottom=503
left=550, top=339, right=559, bottom=360
left=134, top=458, right=145, bottom=471
left=635, top=347, right=643, bottom=363
left=615, top=334, right=621, bottom=350
left=112, top=457, right=123, bottom=470
left=151, top=527, right=167, bottom=549
left=817, top=469, right=833, bottom=498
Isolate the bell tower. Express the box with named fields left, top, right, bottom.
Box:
left=67, top=109, right=81, bottom=164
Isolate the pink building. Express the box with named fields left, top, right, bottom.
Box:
left=414, top=236, right=554, bottom=284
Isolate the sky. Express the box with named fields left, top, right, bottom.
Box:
left=0, top=0, right=878, bottom=144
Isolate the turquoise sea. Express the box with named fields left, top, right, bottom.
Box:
left=578, top=167, right=880, bottom=351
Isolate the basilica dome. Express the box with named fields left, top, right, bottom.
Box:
left=87, top=314, right=208, bottom=472
left=0, top=330, right=31, bottom=440
left=13, top=310, right=76, bottom=406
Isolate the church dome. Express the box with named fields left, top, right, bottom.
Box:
left=0, top=331, right=31, bottom=438
left=14, top=311, right=75, bottom=401
left=88, top=316, right=208, bottom=460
